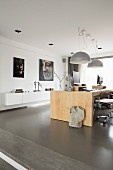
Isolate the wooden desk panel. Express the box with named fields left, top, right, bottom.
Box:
left=50, top=91, right=93, bottom=127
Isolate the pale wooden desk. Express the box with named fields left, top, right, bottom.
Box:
left=50, top=89, right=113, bottom=127
left=92, top=85, right=106, bottom=90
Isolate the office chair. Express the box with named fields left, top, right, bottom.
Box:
left=94, top=92, right=113, bottom=125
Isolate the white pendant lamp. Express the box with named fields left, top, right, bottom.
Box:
left=87, top=59, right=103, bottom=68
left=70, top=28, right=91, bottom=64
left=87, top=39, right=103, bottom=68
left=70, top=51, right=91, bottom=64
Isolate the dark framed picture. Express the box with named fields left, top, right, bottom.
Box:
left=13, top=57, right=24, bottom=78
left=39, top=59, right=54, bottom=81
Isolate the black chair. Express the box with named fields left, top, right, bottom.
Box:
left=94, top=92, right=113, bottom=125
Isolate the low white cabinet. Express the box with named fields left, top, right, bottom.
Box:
left=2, top=91, right=50, bottom=106
left=23, top=92, right=38, bottom=103
left=3, top=93, right=23, bottom=105
left=22, top=91, right=50, bottom=104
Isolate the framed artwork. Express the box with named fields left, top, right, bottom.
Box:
left=13, top=57, right=24, bottom=78
left=39, top=59, right=54, bottom=81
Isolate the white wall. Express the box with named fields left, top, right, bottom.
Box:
left=80, top=58, right=113, bottom=89
left=0, top=36, right=65, bottom=109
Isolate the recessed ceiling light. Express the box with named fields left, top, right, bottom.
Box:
left=98, top=47, right=102, bottom=50
left=71, top=52, right=74, bottom=54
left=15, top=29, right=22, bottom=33
left=49, top=43, right=54, bottom=46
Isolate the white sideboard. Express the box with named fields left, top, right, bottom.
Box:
left=2, top=91, right=50, bottom=106
left=2, top=93, right=23, bottom=105
left=22, top=91, right=50, bottom=104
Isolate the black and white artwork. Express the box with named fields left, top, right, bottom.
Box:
left=39, top=59, right=54, bottom=81
left=13, top=57, right=24, bottom=78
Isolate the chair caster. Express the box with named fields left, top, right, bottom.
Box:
left=103, top=121, right=107, bottom=126
left=96, top=115, right=109, bottom=125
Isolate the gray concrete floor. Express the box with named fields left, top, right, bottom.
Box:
left=0, top=158, right=16, bottom=170
left=0, top=105, right=113, bottom=170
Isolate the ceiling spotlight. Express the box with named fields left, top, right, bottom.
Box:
left=49, top=43, right=54, bottom=46
left=15, top=29, right=22, bottom=33
left=71, top=52, right=74, bottom=55
left=79, top=29, right=86, bottom=36
left=97, top=47, right=102, bottom=50
left=86, top=34, right=91, bottom=38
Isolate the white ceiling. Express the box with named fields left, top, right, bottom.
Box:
left=0, top=0, right=113, bottom=57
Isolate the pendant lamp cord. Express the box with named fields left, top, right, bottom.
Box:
left=92, top=39, right=97, bottom=55
left=78, top=28, right=87, bottom=51
left=82, top=34, right=87, bottom=50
